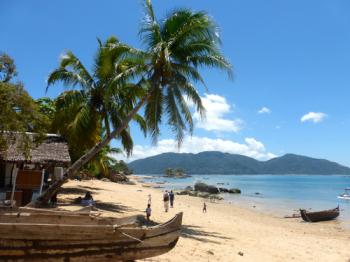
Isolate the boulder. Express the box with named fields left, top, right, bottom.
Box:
left=228, top=188, right=241, bottom=194
left=185, top=186, right=193, bottom=191
left=197, top=192, right=210, bottom=198
left=188, top=191, right=198, bottom=197
left=176, top=190, right=191, bottom=195
left=219, top=187, right=229, bottom=193
left=194, top=182, right=219, bottom=194
left=109, top=173, right=129, bottom=183
left=209, top=195, right=224, bottom=200
left=194, top=182, right=207, bottom=192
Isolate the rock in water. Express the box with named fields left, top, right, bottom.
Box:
left=185, top=186, right=194, bottom=191
left=228, top=188, right=241, bottom=194
left=194, top=182, right=219, bottom=194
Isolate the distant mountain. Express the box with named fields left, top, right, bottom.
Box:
left=128, top=152, right=350, bottom=175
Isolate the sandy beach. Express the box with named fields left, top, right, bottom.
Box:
left=59, top=176, right=350, bottom=262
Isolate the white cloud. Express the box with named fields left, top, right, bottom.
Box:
left=114, top=136, right=276, bottom=162
left=191, top=93, right=243, bottom=132
left=258, top=107, right=271, bottom=114
left=301, top=112, right=327, bottom=123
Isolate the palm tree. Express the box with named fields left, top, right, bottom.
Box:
left=140, top=0, right=232, bottom=144
left=32, top=0, right=232, bottom=206
left=83, top=145, right=122, bottom=178
left=48, top=37, right=146, bottom=159
left=31, top=37, right=146, bottom=206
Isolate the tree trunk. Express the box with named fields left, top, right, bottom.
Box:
left=29, top=94, right=151, bottom=207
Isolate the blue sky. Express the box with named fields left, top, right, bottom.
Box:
left=1, top=0, right=350, bottom=165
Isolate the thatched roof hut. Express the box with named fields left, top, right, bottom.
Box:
left=0, top=132, right=71, bottom=166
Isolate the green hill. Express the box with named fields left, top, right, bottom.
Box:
left=128, top=151, right=350, bottom=175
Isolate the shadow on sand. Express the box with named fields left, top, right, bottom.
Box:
left=58, top=187, right=89, bottom=195
left=181, top=224, right=233, bottom=244
left=94, top=200, right=138, bottom=213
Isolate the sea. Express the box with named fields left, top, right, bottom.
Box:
left=139, top=174, right=350, bottom=224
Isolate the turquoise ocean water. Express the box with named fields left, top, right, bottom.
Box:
left=140, top=174, right=350, bottom=222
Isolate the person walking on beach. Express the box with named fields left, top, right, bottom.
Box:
left=146, top=204, right=152, bottom=222
left=203, top=202, right=207, bottom=213
left=163, top=190, right=170, bottom=212
left=169, top=190, right=175, bottom=208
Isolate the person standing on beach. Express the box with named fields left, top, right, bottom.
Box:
left=203, top=202, right=207, bottom=213
left=163, top=190, right=170, bottom=212
left=146, top=204, right=152, bottom=221
left=148, top=194, right=152, bottom=205
left=169, top=190, right=175, bottom=208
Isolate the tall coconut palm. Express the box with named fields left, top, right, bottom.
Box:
left=48, top=37, right=146, bottom=159
left=140, top=0, right=232, bottom=145
left=32, top=0, right=232, bottom=206
left=30, top=37, right=147, bottom=206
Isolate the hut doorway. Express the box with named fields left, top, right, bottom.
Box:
left=0, top=162, right=5, bottom=188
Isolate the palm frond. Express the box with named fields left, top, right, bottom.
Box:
left=139, top=0, right=162, bottom=50
left=47, top=51, right=95, bottom=92
left=119, top=129, right=133, bottom=156
left=172, top=85, right=194, bottom=134
left=164, top=86, right=185, bottom=146
left=133, top=113, right=148, bottom=137
left=144, top=86, right=163, bottom=144
left=188, top=54, right=233, bottom=78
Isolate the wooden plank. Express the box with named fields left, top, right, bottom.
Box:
left=0, top=230, right=180, bottom=260
left=0, top=211, right=140, bottom=227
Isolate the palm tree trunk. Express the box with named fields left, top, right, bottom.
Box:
left=29, top=93, right=151, bottom=207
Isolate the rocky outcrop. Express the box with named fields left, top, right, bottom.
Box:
left=175, top=189, right=223, bottom=200
left=194, top=182, right=241, bottom=194
left=185, top=186, right=193, bottom=191
left=228, top=188, right=241, bottom=194
left=175, top=182, right=240, bottom=200
left=194, top=182, right=220, bottom=194
left=107, top=172, right=135, bottom=185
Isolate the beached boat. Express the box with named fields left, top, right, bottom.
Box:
left=300, top=206, right=339, bottom=222
left=337, top=187, right=350, bottom=200
left=0, top=210, right=183, bottom=261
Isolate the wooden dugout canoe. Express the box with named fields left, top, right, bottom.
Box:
left=0, top=210, right=183, bottom=261
left=300, top=206, right=339, bottom=222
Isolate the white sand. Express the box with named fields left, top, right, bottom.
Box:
left=59, top=177, right=350, bottom=262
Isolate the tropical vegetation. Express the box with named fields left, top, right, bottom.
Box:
left=4, top=0, right=232, bottom=206
left=0, top=53, right=49, bottom=152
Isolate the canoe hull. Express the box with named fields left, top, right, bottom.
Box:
left=0, top=212, right=183, bottom=261
left=300, top=207, right=339, bottom=222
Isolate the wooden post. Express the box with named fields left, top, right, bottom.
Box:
left=10, top=166, right=18, bottom=207
left=39, top=169, right=45, bottom=195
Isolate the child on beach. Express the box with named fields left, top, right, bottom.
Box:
left=146, top=204, right=152, bottom=221
left=203, top=202, right=207, bottom=213
left=148, top=194, right=152, bottom=205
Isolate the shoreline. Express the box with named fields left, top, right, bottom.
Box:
left=136, top=174, right=350, bottom=228
left=59, top=176, right=350, bottom=261
left=136, top=174, right=350, bottom=223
